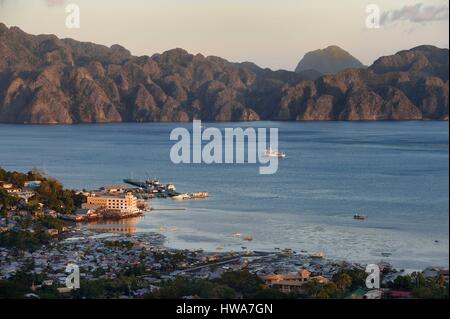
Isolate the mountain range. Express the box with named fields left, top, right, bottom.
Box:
left=0, top=23, right=448, bottom=124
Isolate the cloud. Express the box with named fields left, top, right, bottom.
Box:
left=381, top=3, right=449, bottom=25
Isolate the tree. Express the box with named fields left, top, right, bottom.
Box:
left=0, top=189, right=19, bottom=210
left=218, top=270, right=264, bottom=298
left=303, top=279, right=323, bottom=298
left=392, top=275, right=413, bottom=290
left=333, top=273, right=352, bottom=291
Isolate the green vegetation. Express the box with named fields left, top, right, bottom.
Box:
left=36, top=216, right=65, bottom=231
left=104, top=240, right=134, bottom=249
left=0, top=230, right=52, bottom=251
left=152, top=270, right=287, bottom=299
left=0, top=270, right=59, bottom=299
left=301, top=280, right=341, bottom=299
left=217, top=270, right=266, bottom=298
left=0, top=166, right=86, bottom=214
left=333, top=268, right=368, bottom=290
left=389, top=272, right=448, bottom=299
left=153, top=277, right=235, bottom=299
left=0, top=189, right=19, bottom=212
left=73, top=276, right=146, bottom=299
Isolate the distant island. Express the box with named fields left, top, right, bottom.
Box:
left=295, top=45, right=366, bottom=79
left=0, top=22, right=448, bottom=124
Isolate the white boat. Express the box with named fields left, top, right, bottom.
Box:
left=265, top=147, right=286, bottom=158
left=172, top=194, right=191, bottom=200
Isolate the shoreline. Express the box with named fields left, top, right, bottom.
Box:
left=0, top=119, right=448, bottom=127
left=77, top=221, right=448, bottom=274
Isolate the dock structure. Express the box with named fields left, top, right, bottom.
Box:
left=123, top=178, right=181, bottom=197
left=123, top=179, right=148, bottom=189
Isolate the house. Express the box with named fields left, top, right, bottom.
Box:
left=44, top=209, right=58, bottom=218
left=16, top=191, right=35, bottom=203
left=422, top=267, right=448, bottom=281
left=57, top=287, right=74, bottom=294
left=364, top=289, right=383, bottom=299
left=423, top=267, right=441, bottom=279
left=348, top=289, right=367, bottom=299
left=390, top=290, right=412, bottom=299
left=439, top=269, right=449, bottom=283
left=0, top=182, right=13, bottom=189
left=32, top=210, right=45, bottom=218
left=43, top=280, right=54, bottom=286
left=202, top=255, right=220, bottom=262
left=24, top=181, right=42, bottom=190
left=263, top=269, right=330, bottom=294
left=104, top=185, right=129, bottom=194
left=46, top=229, right=60, bottom=236
left=264, top=269, right=311, bottom=286
left=6, top=188, right=21, bottom=194
left=61, top=208, right=98, bottom=221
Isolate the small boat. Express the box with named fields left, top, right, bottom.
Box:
left=353, top=214, right=367, bottom=220
left=172, top=194, right=191, bottom=200
left=166, top=184, right=176, bottom=191
left=381, top=252, right=392, bottom=257
left=242, top=236, right=254, bottom=241
left=232, top=232, right=241, bottom=238
left=309, top=252, right=325, bottom=259
left=264, top=147, right=286, bottom=158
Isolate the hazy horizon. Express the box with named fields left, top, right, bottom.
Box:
left=0, top=0, right=449, bottom=71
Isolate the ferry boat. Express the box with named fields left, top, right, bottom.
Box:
left=264, top=147, right=286, bottom=158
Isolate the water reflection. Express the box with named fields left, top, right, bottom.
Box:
left=82, top=217, right=142, bottom=234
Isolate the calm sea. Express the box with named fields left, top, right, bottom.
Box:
left=0, top=121, right=448, bottom=269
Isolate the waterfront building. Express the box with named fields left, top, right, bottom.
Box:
left=83, top=192, right=139, bottom=214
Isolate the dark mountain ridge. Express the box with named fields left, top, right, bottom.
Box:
left=0, top=23, right=448, bottom=124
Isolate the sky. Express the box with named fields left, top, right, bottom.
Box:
left=0, top=0, right=448, bottom=70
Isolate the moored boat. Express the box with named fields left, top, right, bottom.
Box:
left=172, top=194, right=191, bottom=200
left=264, top=147, right=286, bottom=158
left=353, top=214, right=367, bottom=220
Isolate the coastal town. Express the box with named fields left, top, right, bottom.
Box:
left=0, top=167, right=448, bottom=299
